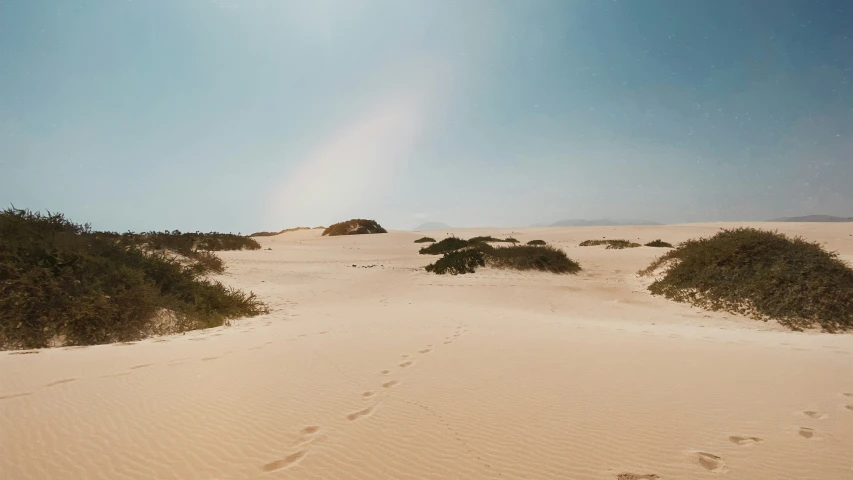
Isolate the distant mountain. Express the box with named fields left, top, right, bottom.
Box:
left=769, top=215, right=853, bottom=222
left=546, top=219, right=661, bottom=227
left=414, top=222, right=452, bottom=231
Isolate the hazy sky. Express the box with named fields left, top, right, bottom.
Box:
left=2, top=0, right=851, bottom=232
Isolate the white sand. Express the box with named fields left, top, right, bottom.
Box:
left=2, top=223, right=852, bottom=479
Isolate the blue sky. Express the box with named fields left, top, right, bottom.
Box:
left=2, top=0, right=851, bottom=232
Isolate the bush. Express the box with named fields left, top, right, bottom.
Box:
left=527, top=239, right=547, bottom=246
left=469, top=236, right=518, bottom=244
left=424, top=241, right=581, bottom=275
left=0, top=208, right=269, bottom=349
left=425, top=249, right=485, bottom=275
left=414, top=237, right=436, bottom=243
left=419, top=237, right=471, bottom=255
left=637, top=228, right=853, bottom=332
left=322, top=219, right=387, bottom=236
left=644, top=239, right=673, bottom=248
left=579, top=239, right=641, bottom=249
left=482, top=245, right=581, bottom=274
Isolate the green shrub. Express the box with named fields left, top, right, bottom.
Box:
left=579, top=239, right=641, bottom=249
left=638, top=228, right=853, bottom=332
left=644, top=239, right=673, bottom=248
left=483, top=245, right=581, bottom=274
left=425, top=242, right=581, bottom=275
left=322, top=219, right=387, bottom=236
left=419, top=237, right=471, bottom=255
left=527, top=239, right=547, bottom=246
left=0, top=208, right=268, bottom=349
left=425, top=249, right=485, bottom=275
left=414, top=237, right=436, bottom=243
left=469, top=236, right=518, bottom=244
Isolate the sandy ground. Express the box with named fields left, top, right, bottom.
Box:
left=2, top=223, right=852, bottom=480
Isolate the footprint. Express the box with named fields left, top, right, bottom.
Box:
left=382, top=380, right=399, bottom=388
left=443, top=340, right=453, bottom=344
left=843, top=393, right=853, bottom=397
left=401, top=354, right=410, bottom=358
left=798, top=427, right=816, bottom=439
left=695, top=452, right=727, bottom=473
left=803, top=410, right=828, bottom=419
left=845, top=405, right=853, bottom=411
left=0, top=392, right=33, bottom=400
left=347, top=404, right=377, bottom=422
left=130, top=364, right=154, bottom=369
left=729, top=435, right=764, bottom=445
left=45, top=378, right=77, bottom=387
left=362, top=391, right=375, bottom=399
left=617, top=474, right=660, bottom=480
left=188, top=338, right=206, bottom=342
left=201, top=357, right=220, bottom=361
left=301, top=426, right=320, bottom=435
left=380, top=370, right=391, bottom=375
left=399, top=361, right=413, bottom=368
left=261, top=450, right=307, bottom=472
left=101, top=372, right=131, bottom=378
left=9, top=350, right=39, bottom=355
left=418, top=348, right=432, bottom=354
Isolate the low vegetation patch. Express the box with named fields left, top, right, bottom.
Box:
left=419, top=237, right=471, bottom=255
left=421, top=237, right=581, bottom=275
left=425, top=249, right=485, bottom=275
left=480, top=244, right=581, bottom=274
left=644, top=239, right=673, bottom=248
left=579, top=239, right=641, bottom=249
left=469, top=236, right=519, bottom=244
left=637, top=227, right=853, bottom=332
left=322, top=219, right=387, bottom=236
left=97, top=230, right=260, bottom=275
left=0, top=208, right=269, bottom=350
left=414, top=237, right=436, bottom=243
left=527, top=239, right=547, bottom=246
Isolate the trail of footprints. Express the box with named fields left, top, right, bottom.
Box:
left=618, top=395, right=853, bottom=478
left=257, top=323, right=470, bottom=473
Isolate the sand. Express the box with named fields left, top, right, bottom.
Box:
left=2, top=222, right=852, bottom=479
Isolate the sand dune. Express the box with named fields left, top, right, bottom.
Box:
left=2, top=223, right=852, bottom=479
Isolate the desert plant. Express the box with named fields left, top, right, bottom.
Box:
left=644, top=239, right=673, bottom=248
left=483, top=245, right=581, bottom=274
left=322, top=219, right=387, bottom=236
left=425, top=241, right=581, bottom=275
left=425, top=249, right=485, bottom=275
left=419, top=237, right=471, bottom=255
left=414, top=237, right=436, bottom=243
left=527, top=239, right=547, bottom=246
left=638, top=228, right=853, bottom=332
left=579, top=239, right=641, bottom=249
left=0, top=208, right=268, bottom=350
left=469, top=236, right=518, bottom=244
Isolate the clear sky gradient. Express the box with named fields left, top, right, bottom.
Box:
left=2, top=0, right=851, bottom=232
